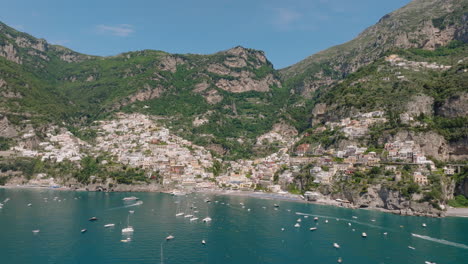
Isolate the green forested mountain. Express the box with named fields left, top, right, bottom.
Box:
left=0, top=0, right=467, bottom=160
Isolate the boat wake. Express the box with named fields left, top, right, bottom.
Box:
left=107, top=201, right=143, bottom=211
left=411, top=233, right=468, bottom=249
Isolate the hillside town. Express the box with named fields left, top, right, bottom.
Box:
left=5, top=111, right=460, bottom=195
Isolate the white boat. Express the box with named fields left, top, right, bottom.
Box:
left=383, top=232, right=388, bottom=235
left=309, top=227, right=318, bottom=231
left=352, top=216, right=357, bottom=219
left=362, top=232, right=367, bottom=238
left=122, top=196, right=139, bottom=201
left=129, top=210, right=135, bottom=214
left=122, top=215, right=134, bottom=234
left=202, top=240, right=206, bottom=245
left=166, top=235, right=174, bottom=240
left=314, top=217, right=318, bottom=221
left=304, top=215, right=309, bottom=218
left=281, top=228, right=285, bottom=231
left=184, top=214, right=193, bottom=218
left=425, top=261, right=436, bottom=264
left=27, top=203, right=32, bottom=207
left=176, top=212, right=185, bottom=216
left=338, top=257, right=343, bottom=263
left=408, top=246, right=416, bottom=250
left=297, top=218, right=302, bottom=222
left=134, top=201, right=143, bottom=206
left=348, top=223, right=352, bottom=226
left=81, top=229, right=87, bottom=233
left=104, top=224, right=115, bottom=228
left=202, top=217, right=212, bottom=222
left=422, top=223, right=427, bottom=227
left=274, top=204, right=279, bottom=207
left=325, top=220, right=329, bottom=223
left=190, top=217, right=199, bottom=221
left=121, top=238, right=131, bottom=243
left=333, top=243, right=340, bottom=249
left=32, top=229, right=40, bottom=233
left=294, top=223, right=300, bottom=228
left=122, top=227, right=134, bottom=233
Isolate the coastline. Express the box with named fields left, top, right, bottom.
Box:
left=3, top=183, right=466, bottom=218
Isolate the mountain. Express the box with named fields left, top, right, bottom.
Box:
left=0, top=22, right=298, bottom=159
left=280, top=0, right=467, bottom=97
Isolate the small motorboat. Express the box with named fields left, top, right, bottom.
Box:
left=104, top=224, right=115, bottom=228
left=32, top=230, right=40, bottom=234
left=304, top=215, right=309, bottom=218
left=184, top=214, right=193, bottom=218
left=122, top=227, right=134, bottom=233
left=362, top=232, right=367, bottom=238
left=352, top=216, right=357, bottom=219
left=27, top=203, right=32, bottom=207
left=333, top=243, right=340, bottom=249
left=424, top=261, right=436, bottom=264
left=281, top=228, right=285, bottom=231
left=81, top=229, right=87, bottom=233
left=337, top=257, right=343, bottom=263
left=309, top=227, right=318, bottom=231
left=348, top=223, right=352, bottom=226
left=122, top=196, right=139, bottom=201
left=129, top=210, right=135, bottom=214
left=408, top=246, right=416, bottom=250
left=314, top=217, right=319, bottom=221
left=422, top=223, right=427, bottom=227
left=166, top=235, right=174, bottom=241
left=274, top=204, right=279, bottom=208
left=190, top=217, right=199, bottom=222
left=201, top=240, right=206, bottom=245
left=383, top=232, right=388, bottom=236
left=325, top=220, right=329, bottom=223
left=176, top=213, right=185, bottom=216
left=121, top=238, right=131, bottom=243
left=89, top=217, right=98, bottom=221
left=294, top=223, right=300, bottom=228
left=297, top=218, right=302, bottom=222
left=202, top=217, right=212, bottom=222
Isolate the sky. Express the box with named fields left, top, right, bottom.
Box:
left=0, top=0, right=412, bottom=69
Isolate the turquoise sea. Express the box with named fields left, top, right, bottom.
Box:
left=0, top=188, right=467, bottom=264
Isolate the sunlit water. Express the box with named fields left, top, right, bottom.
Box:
left=0, top=188, right=467, bottom=263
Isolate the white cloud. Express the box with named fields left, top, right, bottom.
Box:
left=96, top=24, right=134, bottom=37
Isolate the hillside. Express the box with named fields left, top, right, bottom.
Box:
left=280, top=0, right=467, bottom=97
left=0, top=22, right=303, bottom=159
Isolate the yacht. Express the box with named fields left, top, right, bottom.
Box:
left=104, top=224, right=115, bottom=228
left=123, top=196, right=139, bottom=201
left=122, top=215, right=134, bottom=234
left=309, top=227, right=318, bottom=231
left=362, top=232, right=367, bottom=238
left=333, top=243, right=340, bottom=249
left=166, top=235, right=174, bottom=241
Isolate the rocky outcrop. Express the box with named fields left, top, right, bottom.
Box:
left=404, top=94, right=434, bottom=117
left=0, top=116, right=18, bottom=138
left=0, top=43, right=21, bottom=64
left=436, top=92, right=468, bottom=118
left=158, top=55, right=185, bottom=73
left=215, top=73, right=278, bottom=93
left=111, top=84, right=164, bottom=110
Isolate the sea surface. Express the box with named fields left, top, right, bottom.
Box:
left=0, top=188, right=467, bottom=264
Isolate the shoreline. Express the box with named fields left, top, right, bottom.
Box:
left=2, top=184, right=467, bottom=218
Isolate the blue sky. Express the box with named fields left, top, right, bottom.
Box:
left=1, top=0, right=411, bottom=69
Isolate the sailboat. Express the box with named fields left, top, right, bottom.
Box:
left=122, top=214, right=134, bottom=234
